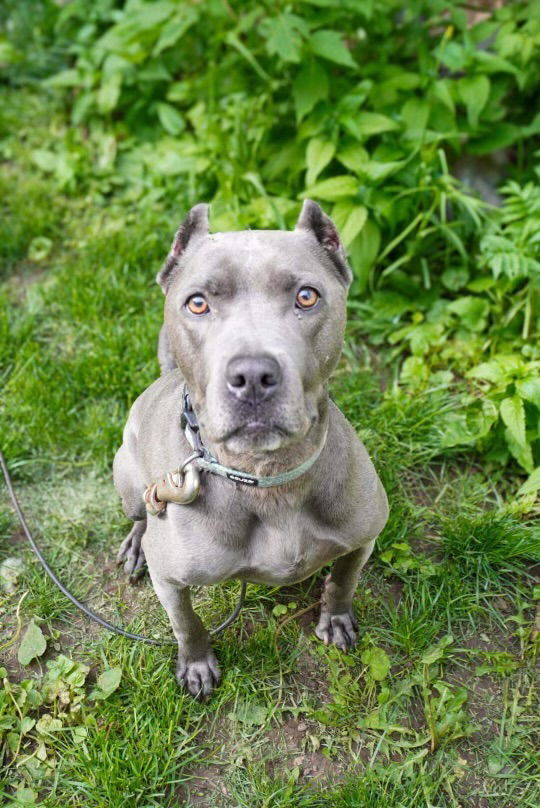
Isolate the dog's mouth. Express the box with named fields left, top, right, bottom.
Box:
left=217, top=411, right=317, bottom=455
left=222, top=420, right=291, bottom=442
left=244, top=419, right=286, bottom=434
left=211, top=417, right=298, bottom=454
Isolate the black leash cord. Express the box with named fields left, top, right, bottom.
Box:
left=0, top=450, right=246, bottom=645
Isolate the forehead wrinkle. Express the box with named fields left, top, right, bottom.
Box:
left=188, top=230, right=328, bottom=295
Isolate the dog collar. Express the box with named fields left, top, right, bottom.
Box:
left=143, top=388, right=328, bottom=515
left=181, top=388, right=327, bottom=488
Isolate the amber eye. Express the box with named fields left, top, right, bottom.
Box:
left=186, top=294, right=209, bottom=315
left=295, top=287, right=320, bottom=309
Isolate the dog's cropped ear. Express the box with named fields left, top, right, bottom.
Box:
left=295, top=199, right=352, bottom=287
left=157, top=203, right=209, bottom=293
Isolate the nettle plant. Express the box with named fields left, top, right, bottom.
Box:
left=32, top=2, right=540, bottom=257
left=383, top=177, right=540, bottom=483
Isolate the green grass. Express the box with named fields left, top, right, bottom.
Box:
left=1, top=92, right=539, bottom=808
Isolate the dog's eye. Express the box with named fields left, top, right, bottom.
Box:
left=295, top=287, right=320, bottom=309
left=186, top=294, right=209, bottom=315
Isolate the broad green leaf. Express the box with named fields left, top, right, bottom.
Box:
left=31, top=150, right=58, bottom=173
left=363, top=708, right=383, bottom=729
left=20, top=717, right=36, bottom=735
left=436, top=40, right=468, bottom=71
left=361, top=647, right=390, bottom=681
left=45, top=654, right=89, bottom=690
left=156, top=102, right=185, bottom=135
left=348, top=219, right=381, bottom=293
left=336, top=143, right=369, bottom=173
left=91, top=667, right=122, bottom=700
left=504, top=426, right=534, bottom=473
left=466, top=398, right=498, bottom=439
left=447, top=296, right=489, bottom=331
left=98, top=2, right=176, bottom=60
left=458, top=75, right=490, bottom=127
left=401, top=98, right=430, bottom=140
left=231, top=701, right=268, bottom=725
left=467, top=277, right=496, bottom=292
left=421, top=635, right=453, bottom=666
left=97, top=74, right=122, bottom=113
left=375, top=71, right=421, bottom=105
left=346, top=111, right=399, bottom=138
left=300, top=175, right=358, bottom=201
left=18, top=620, right=47, bottom=666
left=45, top=69, right=80, bottom=88
left=517, top=467, right=540, bottom=497
left=439, top=412, right=476, bottom=447
left=331, top=201, right=367, bottom=246
left=400, top=355, right=430, bottom=389
left=292, top=59, right=329, bottom=121
left=441, top=267, right=469, bottom=291
left=11, top=788, right=36, bottom=806
left=467, top=360, right=507, bottom=384
left=468, top=354, right=525, bottom=384
left=361, top=159, right=406, bottom=182
left=153, top=7, right=198, bottom=54
left=305, top=138, right=335, bottom=186
left=431, top=78, right=455, bottom=113
left=308, top=30, right=356, bottom=68
left=500, top=395, right=527, bottom=449
left=475, top=50, right=520, bottom=76
left=73, top=726, right=89, bottom=743
left=469, top=123, right=519, bottom=155
left=36, top=715, right=63, bottom=737
left=137, top=60, right=172, bottom=83
left=262, top=13, right=308, bottom=63
left=516, top=377, right=540, bottom=410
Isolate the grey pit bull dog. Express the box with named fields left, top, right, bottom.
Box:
left=113, top=200, right=388, bottom=698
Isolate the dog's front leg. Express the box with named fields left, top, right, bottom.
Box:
left=150, top=577, right=220, bottom=698
left=315, top=541, right=375, bottom=652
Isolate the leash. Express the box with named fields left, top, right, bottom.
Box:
left=0, top=449, right=246, bottom=645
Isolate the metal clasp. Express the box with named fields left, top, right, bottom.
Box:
left=144, top=453, right=202, bottom=516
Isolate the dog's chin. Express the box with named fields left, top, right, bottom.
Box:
left=223, top=423, right=290, bottom=454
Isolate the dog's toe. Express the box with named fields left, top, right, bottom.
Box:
left=176, top=651, right=221, bottom=699
left=126, top=547, right=146, bottom=580
left=117, top=522, right=147, bottom=581
left=315, top=609, right=357, bottom=652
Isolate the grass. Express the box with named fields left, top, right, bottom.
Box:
left=1, top=91, right=539, bottom=808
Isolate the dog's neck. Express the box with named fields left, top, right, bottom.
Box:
left=197, top=395, right=330, bottom=481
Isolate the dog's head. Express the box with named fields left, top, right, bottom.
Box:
left=157, top=201, right=352, bottom=455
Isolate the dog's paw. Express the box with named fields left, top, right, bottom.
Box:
left=315, top=608, right=358, bottom=652
left=117, top=523, right=146, bottom=581
left=176, top=650, right=221, bottom=700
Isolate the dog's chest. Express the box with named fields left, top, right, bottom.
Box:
left=239, top=519, right=344, bottom=584
left=218, top=495, right=348, bottom=584
left=150, top=488, right=351, bottom=587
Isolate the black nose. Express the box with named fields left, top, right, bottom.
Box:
left=226, top=356, right=282, bottom=405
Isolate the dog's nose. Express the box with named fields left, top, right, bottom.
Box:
left=226, top=356, right=282, bottom=404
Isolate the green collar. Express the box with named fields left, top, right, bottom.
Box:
left=182, top=389, right=327, bottom=488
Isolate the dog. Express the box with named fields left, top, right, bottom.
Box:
left=113, top=200, right=388, bottom=698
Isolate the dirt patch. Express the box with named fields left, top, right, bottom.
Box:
left=179, top=714, right=350, bottom=807
left=265, top=717, right=341, bottom=782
